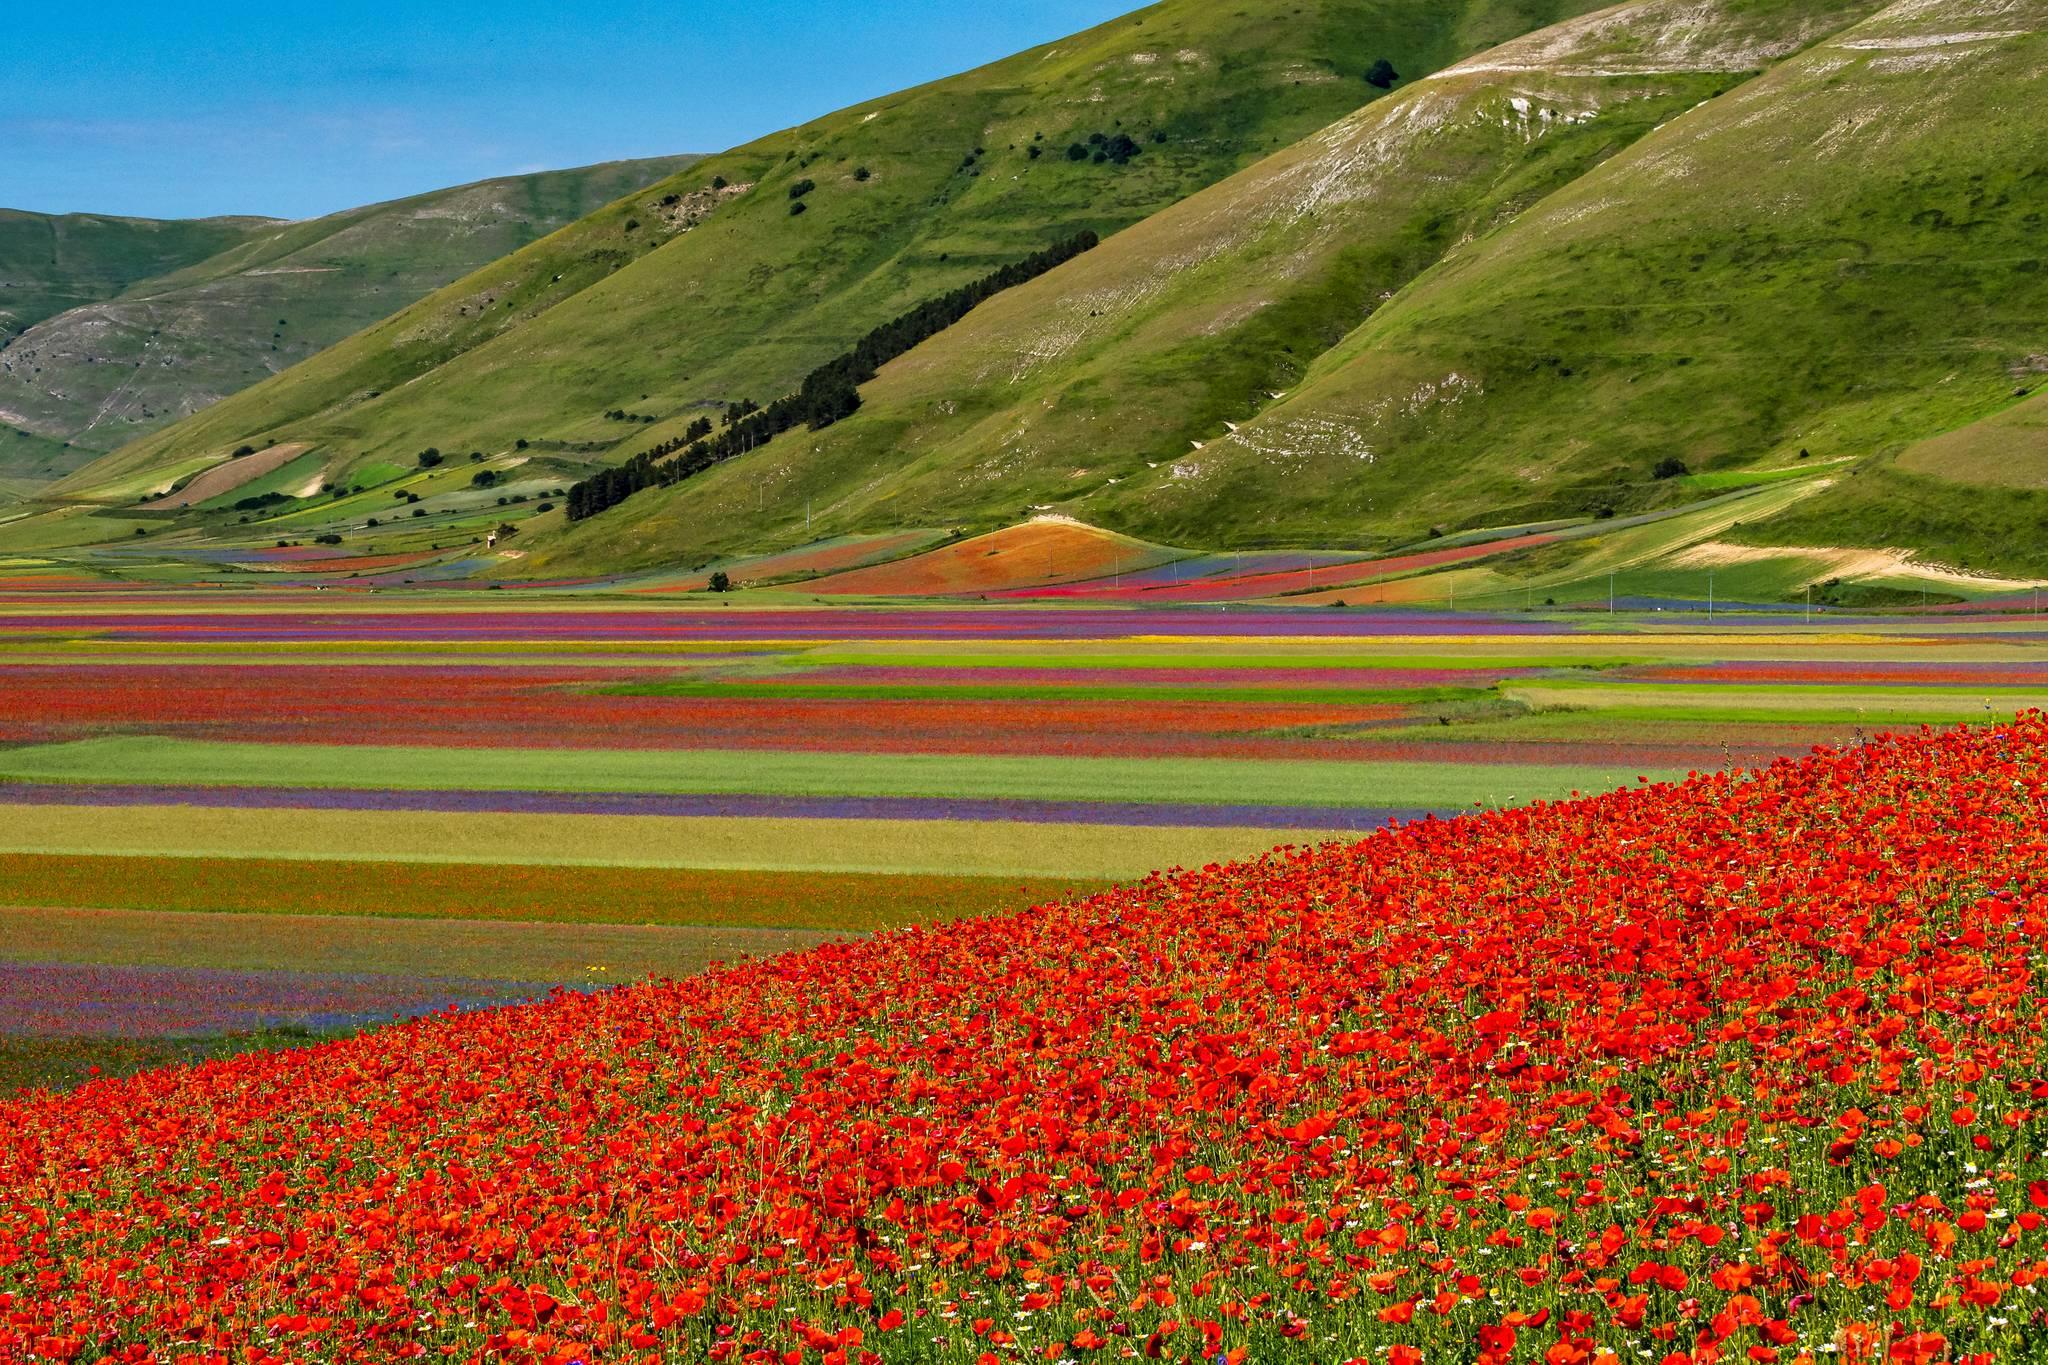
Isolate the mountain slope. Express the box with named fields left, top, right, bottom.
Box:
left=1117, top=0, right=2048, bottom=556
left=523, top=0, right=1888, bottom=575
left=0, top=210, right=271, bottom=343
left=61, top=0, right=1616, bottom=505
left=0, top=210, right=277, bottom=484
left=0, top=158, right=693, bottom=483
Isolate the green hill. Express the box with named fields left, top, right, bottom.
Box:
left=527, top=0, right=1895, bottom=576
left=0, top=158, right=692, bottom=485
left=27, top=0, right=2048, bottom=595
left=0, top=210, right=271, bottom=342
left=0, top=209, right=277, bottom=484
left=538, top=0, right=2047, bottom=578
left=58, top=0, right=1614, bottom=507
left=1134, top=0, right=2048, bottom=567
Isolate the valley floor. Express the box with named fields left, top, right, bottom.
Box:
left=4, top=583, right=2048, bottom=1088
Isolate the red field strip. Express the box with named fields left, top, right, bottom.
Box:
left=993, top=531, right=1565, bottom=602
left=0, top=663, right=1410, bottom=755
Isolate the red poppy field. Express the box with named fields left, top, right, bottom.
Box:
left=5, top=713, right=2046, bottom=1363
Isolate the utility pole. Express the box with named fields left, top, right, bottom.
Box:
left=1805, top=583, right=1812, bottom=625
left=1609, top=571, right=1615, bottom=615
left=1707, top=570, right=1715, bottom=621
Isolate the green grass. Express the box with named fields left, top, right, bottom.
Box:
left=1729, top=460, right=2048, bottom=580
left=0, top=425, right=84, bottom=489
left=0, top=736, right=1678, bottom=809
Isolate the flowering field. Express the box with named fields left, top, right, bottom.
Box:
left=5, top=715, right=2047, bottom=1362
left=2, top=589, right=2047, bottom=1092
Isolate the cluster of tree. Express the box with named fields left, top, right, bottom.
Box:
left=232, top=491, right=291, bottom=511
left=604, top=409, right=659, bottom=423
left=567, top=231, right=1100, bottom=523
left=1067, top=132, right=1144, bottom=165
left=416, top=448, right=443, bottom=467
left=1366, top=59, right=1400, bottom=89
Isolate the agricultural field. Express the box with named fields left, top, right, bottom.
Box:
left=8, top=673, right=2048, bottom=1360
left=4, top=585, right=2048, bottom=1098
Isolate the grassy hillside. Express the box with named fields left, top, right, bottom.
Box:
left=1725, top=387, right=2048, bottom=575
left=0, top=210, right=271, bottom=343
left=0, top=158, right=692, bottom=477
left=62, top=0, right=1614, bottom=507
left=1116, top=0, right=2048, bottom=556
left=524, top=0, right=1886, bottom=575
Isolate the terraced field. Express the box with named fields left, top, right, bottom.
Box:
left=4, top=586, right=2048, bottom=1089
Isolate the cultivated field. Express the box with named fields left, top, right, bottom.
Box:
left=4, top=587, right=2048, bottom=1096
left=6, top=680, right=2048, bottom=1360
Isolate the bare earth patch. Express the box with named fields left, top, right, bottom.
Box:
left=144, top=443, right=311, bottom=509
left=1672, top=539, right=2044, bottom=589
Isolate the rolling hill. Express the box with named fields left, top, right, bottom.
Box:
left=0, top=158, right=693, bottom=486
left=20, top=0, right=2048, bottom=598
left=0, top=210, right=272, bottom=343
left=525, top=0, right=1896, bottom=577
left=57, top=0, right=1615, bottom=505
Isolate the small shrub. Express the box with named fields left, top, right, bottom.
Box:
left=1652, top=457, right=1690, bottom=480
left=1365, top=58, right=1399, bottom=89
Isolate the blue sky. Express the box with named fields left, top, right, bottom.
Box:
left=4, top=1, right=1138, bottom=221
